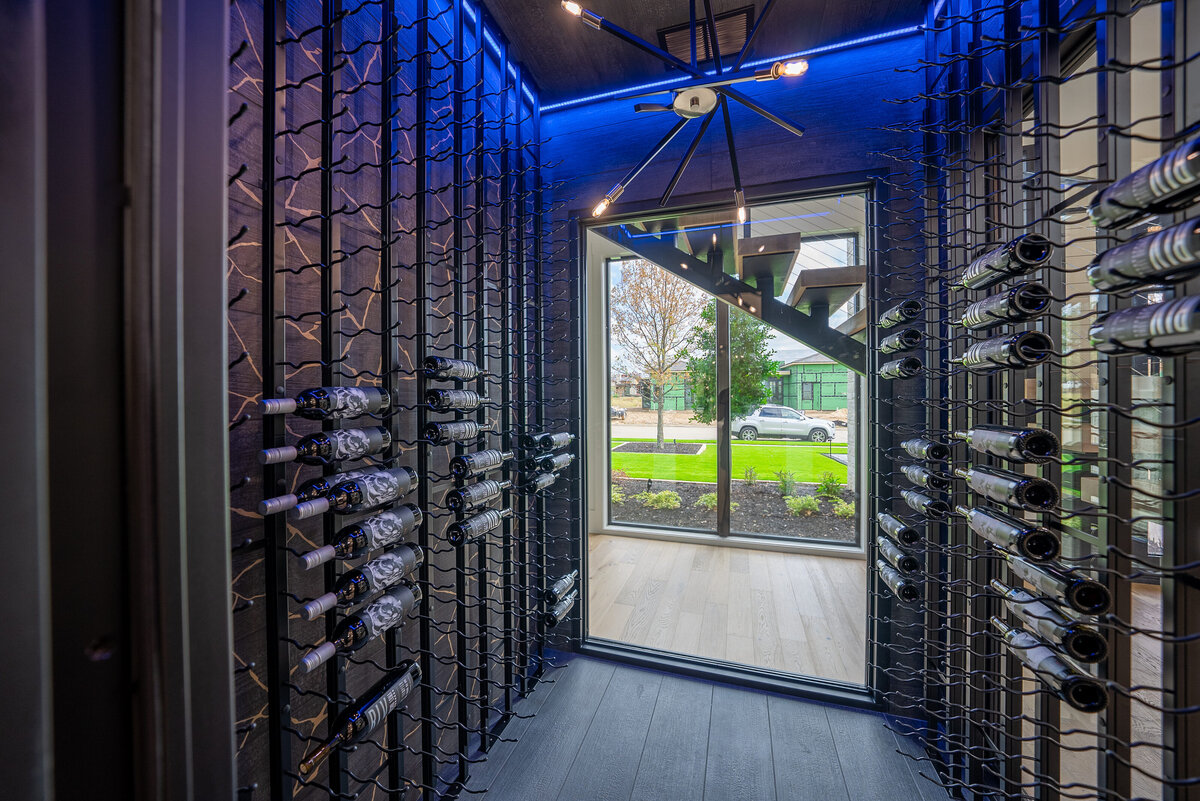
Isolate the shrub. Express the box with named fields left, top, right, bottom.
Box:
left=775, top=470, right=797, bottom=497
left=694, top=492, right=737, bottom=512
left=611, top=468, right=629, bottom=481
left=832, top=500, right=856, bottom=519
left=743, top=466, right=758, bottom=486
left=634, top=490, right=681, bottom=510
left=611, top=485, right=627, bottom=505
left=816, top=471, right=844, bottom=498
left=785, top=495, right=821, bottom=517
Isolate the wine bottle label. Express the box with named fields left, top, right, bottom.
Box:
left=424, top=356, right=480, bottom=381
left=358, top=547, right=421, bottom=594
left=880, top=328, right=922, bottom=354
left=452, top=480, right=503, bottom=509
left=1007, top=596, right=1066, bottom=645
left=361, top=672, right=416, bottom=735
left=1090, top=296, right=1200, bottom=354
left=425, top=420, right=481, bottom=444
left=960, top=283, right=1050, bottom=329
left=358, top=585, right=417, bottom=640
left=427, top=389, right=483, bottom=410
left=318, top=387, right=389, bottom=418
left=1090, top=219, right=1200, bottom=290
left=960, top=235, right=1051, bottom=290
left=326, top=427, right=388, bottom=461
left=1089, top=139, right=1200, bottom=228
left=1006, top=629, right=1069, bottom=686
left=958, top=331, right=1053, bottom=369
left=356, top=504, right=420, bottom=550
left=540, top=432, right=574, bottom=451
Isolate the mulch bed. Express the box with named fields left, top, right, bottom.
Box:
left=610, top=478, right=857, bottom=543
left=611, top=441, right=706, bottom=455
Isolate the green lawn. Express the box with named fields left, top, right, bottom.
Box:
left=611, top=440, right=847, bottom=484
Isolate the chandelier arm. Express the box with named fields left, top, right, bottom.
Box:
left=719, top=96, right=743, bottom=199
left=660, top=109, right=716, bottom=207
left=733, top=0, right=779, bottom=70
left=718, top=87, right=807, bottom=137
left=689, top=0, right=697, bottom=68
left=591, top=15, right=706, bottom=78
left=617, top=117, right=693, bottom=197
left=701, top=0, right=725, bottom=72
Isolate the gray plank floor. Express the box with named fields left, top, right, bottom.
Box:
left=465, top=655, right=950, bottom=801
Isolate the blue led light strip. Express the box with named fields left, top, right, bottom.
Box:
left=540, top=23, right=922, bottom=112
left=464, top=0, right=537, bottom=106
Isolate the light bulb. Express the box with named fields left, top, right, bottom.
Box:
left=561, top=1, right=583, bottom=15
left=737, top=206, right=747, bottom=223
left=735, top=189, right=746, bottom=224
left=777, top=59, right=808, bottom=78
left=592, top=198, right=609, bottom=217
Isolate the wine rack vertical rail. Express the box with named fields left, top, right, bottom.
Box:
left=225, top=0, right=582, bottom=798
left=867, top=1, right=1200, bottom=799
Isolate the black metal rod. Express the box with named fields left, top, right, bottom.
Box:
left=701, top=0, right=723, bottom=73
left=732, top=0, right=778, bottom=71
left=661, top=109, right=714, bottom=207
left=719, top=96, right=742, bottom=200
left=717, top=87, right=806, bottom=137
left=615, top=116, right=691, bottom=196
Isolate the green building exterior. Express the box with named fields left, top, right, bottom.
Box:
left=643, top=356, right=848, bottom=413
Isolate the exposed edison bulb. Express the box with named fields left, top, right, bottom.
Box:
left=592, top=198, right=610, bottom=217
left=777, top=59, right=809, bottom=78
left=735, top=189, right=746, bottom=224
left=737, top=205, right=747, bottom=223
left=561, top=1, right=583, bottom=15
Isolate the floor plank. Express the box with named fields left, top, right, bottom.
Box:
left=630, top=675, right=712, bottom=801
left=768, top=696, right=850, bottom=801
left=703, top=685, right=776, bottom=801
left=826, top=705, right=922, bottom=801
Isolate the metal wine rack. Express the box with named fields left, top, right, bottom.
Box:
left=867, top=1, right=1200, bottom=799
left=225, top=0, right=582, bottom=798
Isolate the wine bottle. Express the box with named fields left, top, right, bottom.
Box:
left=298, top=661, right=421, bottom=778
left=999, top=551, right=1111, bottom=615
left=424, top=420, right=490, bottom=445
left=446, top=479, right=512, bottom=512
left=901, top=437, right=949, bottom=461
left=260, top=426, right=390, bottom=466
left=521, top=472, right=560, bottom=493
left=955, top=505, right=1060, bottom=562
left=524, top=452, right=575, bottom=474
left=951, top=425, right=1060, bottom=464
left=426, top=388, right=486, bottom=411
left=876, top=512, right=921, bottom=546
left=301, top=543, right=424, bottom=620
left=1087, top=136, right=1200, bottom=229
left=878, top=300, right=922, bottom=329
left=1089, top=296, right=1200, bottom=355
left=877, top=534, right=921, bottom=575
left=299, top=503, right=423, bottom=569
left=878, top=560, right=921, bottom=603
left=520, top=431, right=576, bottom=452
left=991, top=580, right=1107, bottom=664
left=293, top=466, right=419, bottom=520
left=546, top=569, right=579, bottom=605
left=450, top=449, right=514, bottom=479
left=299, top=583, right=422, bottom=673
left=957, top=282, right=1052, bottom=330
left=951, top=331, right=1053, bottom=370
left=956, top=234, right=1054, bottom=291
left=953, top=465, right=1059, bottom=511
left=423, top=355, right=480, bottom=381
left=879, top=327, right=923, bottom=355
left=880, top=356, right=922, bottom=380
left=1087, top=217, right=1200, bottom=291
left=901, top=464, right=950, bottom=491
left=990, top=617, right=1108, bottom=712
left=446, top=508, right=513, bottom=546
left=901, top=488, right=949, bottom=520
left=260, top=386, right=391, bottom=420
left=259, top=467, right=377, bottom=516
left=544, top=588, right=578, bottom=628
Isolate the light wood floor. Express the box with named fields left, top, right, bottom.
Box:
left=587, top=534, right=867, bottom=685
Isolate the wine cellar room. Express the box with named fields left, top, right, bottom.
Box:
left=4, top=0, right=1200, bottom=799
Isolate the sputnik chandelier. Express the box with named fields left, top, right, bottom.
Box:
left=560, top=0, right=808, bottom=220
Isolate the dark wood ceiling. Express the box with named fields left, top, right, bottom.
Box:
left=482, top=0, right=926, bottom=104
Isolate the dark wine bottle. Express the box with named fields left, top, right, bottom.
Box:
left=951, top=331, right=1053, bottom=370
left=446, top=479, right=512, bottom=512
left=260, top=386, right=391, bottom=420
left=1089, top=296, right=1200, bottom=355
left=301, top=544, right=424, bottom=620
left=879, top=327, right=923, bottom=354
left=260, top=426, right=390, bottom=466
left=951, top=425, right=1059, bottom=464
left=298, top=661, right=421, bottom=778
left=901, top=464, right=950, bottom=491
left=955, top=505, right=1060, bottom=562
left=424, top=420, right=491, bottom=444
left=1087, top=136, right=1200, bottom=229
left=423, top=355, right=480, bottom=381
left=953, top=465, right=1059, bottom=511
left=520, top=431, right=577, bottom=452
left=877, top=534, right=921, bottom=575
left=991, top=617, right=1107, bottom=712
left=299, top=582, right=421, bottom=672
left=544, top=588, right=578, bottom=627
left=450, top=449, right=514, bottom=479
left=878, top=300, right=922, bottom=329
left=901, top=437, right=949, bottom=461
left=521, top=472, right=560, bottom=493
left=957, top=282, right=1052, bottom=330
left=1000, top=551, right=1111, bottom=615
left=293, top=466, right=419, bottom=520
left=447, top=507, right=513, bottom=545
left=901, top=488, right=949, bottom=520
left=524, top=452, right=575, bottom=474
left=992, top=580, right=1107, bottom=664
left=299, top=503, right=423, bottom=569
left=259, top=467, right=377, bottom=516
left=546, top=570, right=580, bottom=605
left=876, top=512, right=921, bottom=546
left=880, top=356, right=923, bottom=380
left=956, top=234, right=1054, bottom=291
left=1087, top=218, right=1200, bottom=291
left=426, top=388, right=486, bottom=411
left=878, top=560, right=921, bottom=603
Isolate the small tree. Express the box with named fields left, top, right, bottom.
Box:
left=609, top=260, right=707, bottom=447
left=685, top=302, right=779, bottom=424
